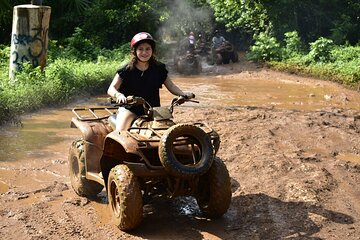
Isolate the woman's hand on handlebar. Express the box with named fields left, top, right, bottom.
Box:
left=183, top=92, right=195, bottom=99
left=115, top=92, right=127, bottom=104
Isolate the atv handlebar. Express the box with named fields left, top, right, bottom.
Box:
left=110, top=95, right=198, bottom=115
left=110, top=95, right=198, bottom=107
left=109, top=96, right=146, bottom=106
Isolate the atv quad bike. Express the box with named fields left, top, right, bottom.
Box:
left=207, top=41, right=238, bottom=65
left=174, top=51, right=202, bottom=75
left=68, top=96, right=231, bottom=231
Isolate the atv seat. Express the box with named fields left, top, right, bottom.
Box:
left=108, top=114, right=117, bottom=130
left=108, top=113, right=142, bottom=131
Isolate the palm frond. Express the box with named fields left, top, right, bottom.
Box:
left=65, top=0, right=91, bottom=14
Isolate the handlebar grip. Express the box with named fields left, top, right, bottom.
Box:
left=183, top=93, right=195, bottom=99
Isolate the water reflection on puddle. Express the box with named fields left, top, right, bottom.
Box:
left=0, top=108, right=77, bottom=162
left=0, top=181, right=9, bottom=193
left=172, top=196, right=201, bottom=216
left=166, top=74, right=360, bottom=111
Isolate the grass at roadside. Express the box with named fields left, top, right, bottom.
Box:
left=267, top=48, right=360, bottom=88
left=0, top=44, right=128, bottom=125
left=267, top=58, right=360, bottom=88
left=247, top=32, right=360, bottom=88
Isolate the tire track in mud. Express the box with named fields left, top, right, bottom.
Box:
left=0, top=179, right=114, bottom=239
left=1, top=193, right=124, bottom=239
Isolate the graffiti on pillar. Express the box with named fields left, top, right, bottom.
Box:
left=11, top=27, right=49, bottom=70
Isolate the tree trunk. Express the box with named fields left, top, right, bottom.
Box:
left=9, top=4, right=51, bottom=80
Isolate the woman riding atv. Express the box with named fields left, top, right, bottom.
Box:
left=107, top=32, right=194, bottom=130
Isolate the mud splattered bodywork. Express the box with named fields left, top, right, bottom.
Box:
left=68, top=96, right=230, bottom=231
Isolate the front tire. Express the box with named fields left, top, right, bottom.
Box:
left=196, top=157, right=232, bottom=218
left=195, top=57, right=202, bottom=74
left=107, top=165, right=143, bottom=231
left=68, top=140, right=103, bottom=198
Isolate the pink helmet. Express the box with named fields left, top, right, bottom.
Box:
left=130, top=32, right=155, bottom=49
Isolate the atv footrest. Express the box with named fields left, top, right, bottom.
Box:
left=124, top=162, right=166, bottom=177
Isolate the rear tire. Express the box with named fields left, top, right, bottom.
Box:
left=222, top=56, right=230, bottom=64
left=107, top=165, right=143, bottom=231
left=68, top=140, right=103, bottom=198
left=196, top=157, right=232, bottom=218
left=159, top=124, right=214, bottom=178
left=215, top=53, right=222, bottom=65
left=231, top=52, right=239, bottom=63
left=195, top=57, right=202, bottom=74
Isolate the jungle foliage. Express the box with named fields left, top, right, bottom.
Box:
left=0, top=41, right=129, bottom=124
left=0, top=0, right=359, bottom=124
left=208, top=0, right=360, bottom=45
left=247, top=31, right=360, bottom=87
left=1, top=0, right=359, bottom=46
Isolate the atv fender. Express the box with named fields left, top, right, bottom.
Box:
left=100, top=131, right=144, bottom=189
left=102, top=131, right=141, bottom=157
left=70, top=117, right=112, bottom=174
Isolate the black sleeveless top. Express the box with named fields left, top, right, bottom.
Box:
left=117, top=62, right=168, bottom=115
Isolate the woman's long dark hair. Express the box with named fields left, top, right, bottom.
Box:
left=127, top=39, right=158, bottom=70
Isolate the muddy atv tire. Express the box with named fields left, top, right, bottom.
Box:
left=176, top=60, right=184, bottom=74
left=159, top=124, right=214, bottom=178
left=231, top=51, right=239, bottom=63
left=195, top=57, right=202, bottom=74
left=222, top=55, right=230, bottom=64
left=107, top=165, right=143, bottom=231
left=215, top=53, right=223, bottom=65
left=206, top=55, right=214, bottom=65
left=68, top=140, right=103, bottom=198
left=196, top=157, right=232, bottom=218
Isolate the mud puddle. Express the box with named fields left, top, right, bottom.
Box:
left=170, top=72, right=360, bottom=111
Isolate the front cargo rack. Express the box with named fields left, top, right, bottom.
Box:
left=127, top=122, right=216, bottom=143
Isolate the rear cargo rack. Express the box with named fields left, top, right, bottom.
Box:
left=72, top=107, right=118, bottom=121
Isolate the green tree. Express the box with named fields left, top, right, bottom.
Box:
left=208, top=0, right=269, bottom=33
left=247, top=32, right=281, bottom=61
left=207, top=0, right=360, bottom=44
left=308, top=37, right=334, bottom=62
left=44, top=0, right=93, bottom=42
left=160, top=0, right=215, bottom=41
left=78, top=0, right=170, bottom=48
left=283, top=31, right=304, bottom=58
left=0, top=0, right=93, bottom=44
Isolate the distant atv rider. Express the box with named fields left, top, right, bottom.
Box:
left=212, top=30, right=226, bottom=49
left=178, top=31, right=197, bottom=55
left=211, top=30, right=227, bottom=63
left=107, top=32, right=194, bottom=131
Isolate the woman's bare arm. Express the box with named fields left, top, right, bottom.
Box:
left=164, top=77, right=185, bottom=96
left=107, top=73, right=126, bottom=103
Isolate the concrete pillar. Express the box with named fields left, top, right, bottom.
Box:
left=9, top=4, right=51, bottom=80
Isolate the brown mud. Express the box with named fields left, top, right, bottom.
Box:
left=1, top=55, right=360, bottom=239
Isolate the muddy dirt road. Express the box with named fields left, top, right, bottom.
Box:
left=1, top=57, right=360, bottom=239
